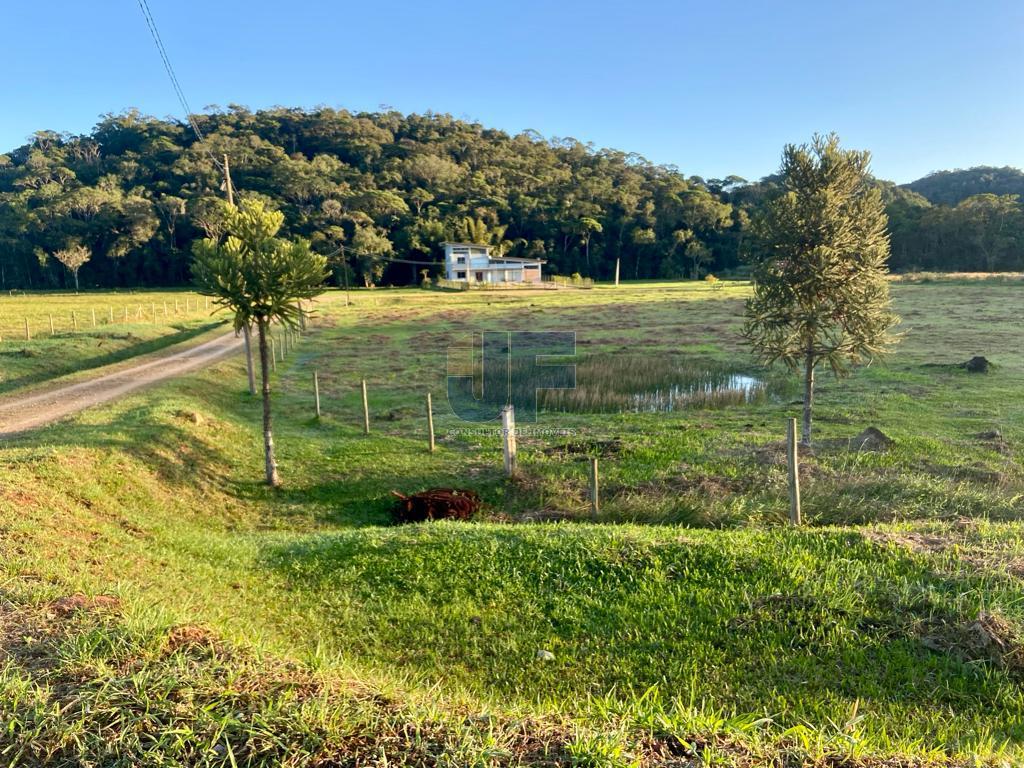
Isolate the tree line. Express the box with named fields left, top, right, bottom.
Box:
left=1, top=106, right=1022, bottom=290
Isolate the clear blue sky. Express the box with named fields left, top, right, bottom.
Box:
left=3, top=0, right=1022, bottom=183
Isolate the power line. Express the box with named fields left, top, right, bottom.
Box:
left=324, top=244, right=442, bottom=267
left=135, top=0, right=224, bottom=172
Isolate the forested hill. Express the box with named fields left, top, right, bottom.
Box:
left=2, top=107, right=1024, bottom=289
left=904, top=166, right=1024, bottom=205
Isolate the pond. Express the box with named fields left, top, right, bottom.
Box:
left=631, top=373, right=766, bottom=412
left=534, top=354, right=784, bottom=414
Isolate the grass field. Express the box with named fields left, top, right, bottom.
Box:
left=0, top=289, right=229, bottom=393
left=2, top=279, right=1024, bottom=766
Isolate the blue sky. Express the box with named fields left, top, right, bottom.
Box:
left=3, top=0, right=1022, bottom=183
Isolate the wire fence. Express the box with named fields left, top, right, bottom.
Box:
left=0, top=295, right=226, bottom=342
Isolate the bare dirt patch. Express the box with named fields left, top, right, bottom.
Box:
left=49, top=594, right=121, bottom=617
left=921, top=611, right=1024, bottom=677
left=862, top=530, right=952, bottom=554
left=163, top=623, right=224, bottom=656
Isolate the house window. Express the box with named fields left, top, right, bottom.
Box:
left=456, top=271, right=466, bottom=279
left=475, top=271, right=484, bottom=281
left=456, top=256, right=466, bottom=264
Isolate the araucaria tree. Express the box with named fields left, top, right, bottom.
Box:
left=743, top=134, right=899, bottom=446
left=192, top=199, right=327, bottom=486
left=53, top=243, right=91, bottom=292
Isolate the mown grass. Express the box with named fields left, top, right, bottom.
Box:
left=1, top=279, right=1023, bottom=765
left=0, top=289, right=229, bottom=392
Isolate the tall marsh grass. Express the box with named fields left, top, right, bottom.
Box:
left=516, top=354, right=784, bottom=413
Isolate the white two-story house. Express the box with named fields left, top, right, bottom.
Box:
left=442, top=242, right=544, bottom=284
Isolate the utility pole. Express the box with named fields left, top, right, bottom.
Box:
left=224, top=154, right=235, bottom=207
left=223, top=153, right=255, bottom=395
left=341, top=247, right=351, bottom=307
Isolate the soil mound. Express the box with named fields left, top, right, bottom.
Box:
left=391, top=488, right=481, bottom=523
left=963, top=356, right=992, bottom=373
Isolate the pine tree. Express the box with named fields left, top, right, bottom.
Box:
left=743, top=134, right=900, bottom=446
left=192, top=200, right=328, bottom=486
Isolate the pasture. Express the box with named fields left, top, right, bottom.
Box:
left=1, top=279, right=1024, bottom=766
left=0, top=289, right=228, bottom=392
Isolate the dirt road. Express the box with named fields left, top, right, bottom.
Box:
left=0, top=331, right=243, bottom=437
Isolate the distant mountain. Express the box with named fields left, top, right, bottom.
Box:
left=903, top=166, right=1024, bottom=206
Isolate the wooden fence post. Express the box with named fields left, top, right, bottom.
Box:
left=590, top=457, right=600, bottom=516
left=426, top=392, right=435, bottom=452
left=270, top=337, right=277, bottom=372
left=24, top=318, right=30, bottom=341
left=361, top=379, right=370, bottom=434
left=48, top=315, right=54, bottom=335
left=109, top=306, right=114, bottom=324
left=91, top=308, right=96, bottom=328
left=72, top=311, right=77, bottom=332
left=313, top=370, right=321, bottom=418
left=787, top=417, right=802, bottom=525
left=501, top=405, right=517, bottom=476
left=124, top=306, right=129, bottom=324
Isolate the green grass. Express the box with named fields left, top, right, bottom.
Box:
left=2, top=279, right=1024, bottom=765
left=0, top=289, right=230, bottom=392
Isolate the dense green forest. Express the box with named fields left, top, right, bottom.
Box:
left=1, top=106, right=1023, bottom=289
left=905, top=166, right=1024, bottom=205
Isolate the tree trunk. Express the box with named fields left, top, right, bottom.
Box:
left=257, top=318, right=280, bottom=486
left=802, top=349, right=814, bottom=447
left=73, top=270, right=79, bottom=293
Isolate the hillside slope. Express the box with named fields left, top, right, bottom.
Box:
left=2, top=282, right=1024, bottom=765
left=904, top=165, right=1024, bottom=205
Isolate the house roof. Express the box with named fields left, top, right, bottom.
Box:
left=440, top=241, right=492, bottom=248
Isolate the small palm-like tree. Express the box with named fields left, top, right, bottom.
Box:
left=192, top=199, right=327, bottom=486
